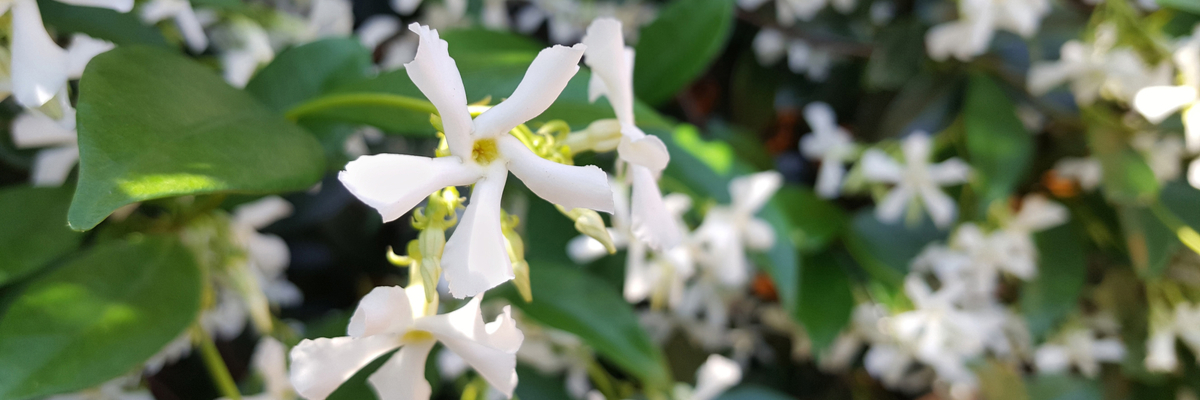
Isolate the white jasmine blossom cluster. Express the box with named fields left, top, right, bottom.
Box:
left=925, top=0, right=1050, bottom=61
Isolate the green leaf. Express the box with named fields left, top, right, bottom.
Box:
left=715, top=386, right=794, bottom=400
left=38, top=0, right=168, bottom=47
left=963, top=73, right=1033, bottom=214
left=0, top=186, right=82, bottom=286
left=865, top=18, right=924, bottom=90
left=797, top=250, right=854, bottom=351
left=0, top=235, right=202, bottom=400
left=1116, top=206, right=1177, bottom=278
left=774, top=186, right=846, bottom=252
left=1160, top=180, right=1200, bottom=230
left=1020, top=223, right=1087, bottom=339
left=844, top=210, right=947, bottom=286
left=70, top=46, right=325, bottom=230
left=976, top=360, right=1030, bottom=400
left=512, top=365, right=573, bottom=400
left=1087, top=123, right=1159, bottom=204
left=632, top=0, right=734, bottom=106
left=1157, top=0, right=1200, bottom=14
left=494, top=262, right=672, bottom=389
left=246, top=38, right=374, bottom=114
left=1025, top=374, right=1102, bottom=400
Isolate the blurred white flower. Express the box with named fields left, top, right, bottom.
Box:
left=338, top=24, right=613, bottom=298
left=289, top=287, right=522, bottom=400
left=1145, top=303, right=1200, bottom=372
left=799, top=102, right=855, bottom=198
left=1130, top=132, right=1184, bottom=183
left=306, top=0, right=354, bottom=39
left=925, top=0, right=1050, bottom=61
left=140, top=0, right=209, bottom=53
left=1134, top=26, right=1200, bottom=151
left=223, top=338, right=295, bottom=400
left=751, top=29, right=787, bottom=65
left=785, top=40, right=832, bottom=81
left=11, top=101, right=78, bottom=187
left=215, top=19, right=275, bottom=88
left=1034, top=327, right=1125, bottom=378
left=738, top=0, right=856, bottom=25
left=513, top=321, right=593, bottom=398
left=1029, top=24, right=1171, bottom=105
left=1053, top=157, right=1102, bottom=191
left=673, top=354, right=742, bottom=400
left=232, top=196, right=301, bottom=311
left=516, top=0, right=654, bottom=44
left=693, top=171, right=782, bottom=288
left=356, top=15, right=402, bottom=50
left=861, top=133, right=970, bottom=228
left=582, top=18, right=681, bottom=251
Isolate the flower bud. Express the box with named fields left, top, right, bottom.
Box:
left=558, top=206, right=616, bottom=255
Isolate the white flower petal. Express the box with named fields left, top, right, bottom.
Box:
left=874, top=185, right=912, bottom=224
left=1092, top=338, right=1126, bottom=362
left=752, top=29, right=786, bottom=65
left=860, top=149, right=902, bottom=183
left=339, top=154, right=481, bottom=222
left=692, top=355, right=742, bottom=400
left=11, top=0, right=69, bottom=108
left=248, top=232, right=290, bottom=278
left=815, top=159, right=845, bottom=198
left=289, top=335, right=400, bottom=400
left=233, top=196, right=293, bottom=230
left=743, top=217, right=776, bottom=250
left=616, top=132, right=670, bottom=172
left=252, top=337, right=293, bottom=398
left=498, top=136, right=614, bottom=213
left=803, top=102, right=837, bottom=133
left=418, top=296, right=522, bottom=397
left=629, top=165, right=681, bottom=250
left=929, top=158, right=971, bottom=185
left=1185, top=105, right=1200, bottom=152
left=1011, top=194, right=1067, bottom=232
left=367, top=340, right=435, bottom=400
left=582, top=18, right=636, bottom=126
left=623, top=239, right=652, bottom=302
left=308, top=0, right=354, bottom=38
left=1133, top=86, right=1197, bottom=124
left=730, top=170, right=782, bottom=214
left=442, top=165, right=513, bottom=298
left=65, top=34, right=114, bottom=79
left=919, top=185, right=957, bottom=228
left=1145, top=329, right=1178, bottom=372
left=348, top=286, right=415, bottom=338
left=392, top=0, right=421, bottom=14
left=404, top=23, right=474, bottom=158
left=57, top=0, right=133, bottom=12
left=174, top=6, right=210, bottom=53
left=11, top=111, right=77, bottom=148
left=472, top=44, right=584, bottom=137
left=357, top=15, right=401, bottom=49
left=30, top=145, right=80, bottom=187
left=566, top=231, right=617, bottom=264
left=1188, top=158, right=1200, bottom=190
left=1033, top=345, right=1070, bottom=373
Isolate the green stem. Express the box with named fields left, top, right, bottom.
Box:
left=195, top=326, right=243, bottom=400
left=586, top=358, right=620, bottom=400
left=1149, top=201, right=1200, bottom=256
left=285, top=93, right=438, bottom=121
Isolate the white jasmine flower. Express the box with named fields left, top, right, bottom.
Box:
left=1034, top=327, right=1125, bottom=378
left=140, top=0, right=209, bottom=53
left=232, top=196, right=301, bottom=309
left=786, top=40, right=831, bottom=81
left=46, top=374, right=153, bottom=400
left=215, top=19, right=275, bottom=88
left=925, top=0, right=1050, bottom=61
left=1145, top=303, right=1200, bottom=372
left=582, top=18, right=680, bottom=251
left=224, top=337, right=295, bottom=400
left=1053, top=157, right=1102, bottom=191
left=306, top=0, right=354, bottom=39
left=7, top=0, right=130, bottom=108
left=861, top=133, right=970, bottom=228
left=1029, top=25, right=1171, bottom=105
left=1133, top=26, right=1200, bottom=151
left=622, top=194, right=695, bottom=307
left=799, top=102, right=855, bottom=198
left=288, top=286, right=523, bottom=400
left=693, top=171, right=782, bottom=288
left=513, top=321, right=592, bottom=398
left=338, top=24, right=614, bottom=298
left=674, top=354, right=742, bottom=400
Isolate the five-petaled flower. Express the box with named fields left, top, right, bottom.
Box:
left=861, top=133, right=970, bottom=228
left=338, top=23, right=614, bottom=298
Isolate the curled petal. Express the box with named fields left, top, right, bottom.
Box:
left=368, top=340, right=435, bottom=400
left=729, top=170, right=782, bottom=214
left=339, top=154, right=481, bottom=222
left=499, top=136, right=614, bottom=213
left=582, top=18, right=636, bottom=126
left=405, top=23, right=474, bottom=158
left=473, top=44, right=584, bottom=137
left=616, top=132, right=670, bottom=172
left=1133, top=86, right=1196, bottom=124
left=629, top=165, right=681, bottom=250
left=419, top=296, right=523, bottom=397
left=860, top=149, right=902, bottom=183
left=289, top=335, right=400, bottom=400
left=30, top=145, right=80, bottom=187
left=348, top=286, right=415, bottom=338
left=11, top=0, right=69, bottom=108
left=442, top=165, right=513, bottom=298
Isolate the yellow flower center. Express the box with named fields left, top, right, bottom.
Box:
left=472, top=138, right=500, bottom=165
left=402, top=330, right=435, bottom=343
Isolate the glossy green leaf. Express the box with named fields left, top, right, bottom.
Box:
left=70, top=46, right=326, bottom=230
left=0, top=186, right=82, bottom=286
left=37, top=0, right=168, bottom=46
left=632, top=0, right=734, bottom=105
left=964, top=73, right=1033, bottom=214
left=774, top=186, right=846, bottom=252
left=246, top=38, right=374, bottom=114
left=0, top=236, right=202, bottom=400
left=844, top=210, right=947, bottom=286
left=797, top=251, right=854, bottom=351
left=1087, top=123, right=1159, bottom=204
left=512, top=366, right=573, bottom=400
left=494, top=262, right=672, bottom=389
left=1160, top=180, right=1200, bottom=230
left=1021, top=223, right=1087, bottom=339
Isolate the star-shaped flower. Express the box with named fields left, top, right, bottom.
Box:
left=925, top=0, right=1050, bottom=61
left=692, top=171, right=782, bottom=288
left=799, top=102, right=855, bottom=198
left=339, top=23, right=614, bottom=298
left=861, top=132, right=970, bottom=228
